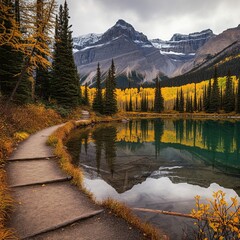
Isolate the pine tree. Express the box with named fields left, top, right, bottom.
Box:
left=92, top=63, right=103, bottom=113
left=236, top=77, right=240, bottom=113
left=198, top=96, right=202, bottom=112
left=209, top=67, right=220, bottom=113
left=104, top=60, right=117, bottom=115
left=83, top=83, right=89, bottom=106
left=129, top=93, right=133, bottom=111
left=51, top=1, right=81, bottom=108
left=223, top=70, right=235, bottom=113
left=193, top=83, right=197, bottom=112
left=179, top=88, right=184, bottom=113
left=154, top=78, right=164, bottom=113
left=141, top=90, right=148, bottom=112
left=175, top=90, right=179, bottom=111
left=205, top=80, right=212, bottom=112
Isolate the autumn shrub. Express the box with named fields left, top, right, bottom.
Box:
left=191, top=190, right=240, bottom=240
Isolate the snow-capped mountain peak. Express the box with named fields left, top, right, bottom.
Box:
left=73, top=33, right=102, bottom=50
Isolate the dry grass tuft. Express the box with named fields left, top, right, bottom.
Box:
left=102, top=198, right=163, bottom=240
left=48, top=120, right=94, bottom=200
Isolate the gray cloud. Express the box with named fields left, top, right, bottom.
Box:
left=57, top=0, right=240, bottom=40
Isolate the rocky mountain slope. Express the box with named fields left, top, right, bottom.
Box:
left=173, top=25, right=240, bottom=77
left=73, top=19, right=240, bottom=87
left=150, top=29, right=214, bottom=61
left=74, top=19, right=177, bottom=86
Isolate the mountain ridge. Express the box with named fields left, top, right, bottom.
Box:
left=73, top=19, right=240, bottom=87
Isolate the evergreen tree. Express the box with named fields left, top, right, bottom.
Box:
left=236, top=77, right=240, bottom=113
left=50, top=1, right=81, bottom=108
left=198, top=96, right=202, bottom=112
left=223, top=70, right=235, bottom=113
left=203, top=85, right=207, bottom=111
left=92, top=63, right=103, bottom=113
left=175, top=90, right=179, bottom=111
left=83, top=83, right=89, bottom=106
left=154, top=78, right=164, bottom=113
left=209, top=67, right=220, bottom=113
left=205, top=80, right=212, bottom=112
left=129, top=93, right=133, bottom=111
left=186, top=93, right=189, bottom=112
left=104, top=60, right=117, bottom=115
left=193, top=83, right=197, bottom=112
left=179, top=88, right=184, bottom=113
left=220, top=86, right=223, bottom=110
left=0, top=0, right=32, bottom=103
left=141, top=91, right=148, bottom=112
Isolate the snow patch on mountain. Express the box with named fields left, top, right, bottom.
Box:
left=73, top=33, right=102, bottom=49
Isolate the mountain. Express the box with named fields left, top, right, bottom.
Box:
left=73, top=19, right=240, bottom=87
left=161, top=26, right=240, bottom=87
left=150, top=29, right=215, bottom=61
left=73, top=19, right=178, bottom=87
left=172, top=25, right=240, bottom=77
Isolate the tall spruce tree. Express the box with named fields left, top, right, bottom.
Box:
left=193, top=83, right=197, bottom=112
left=92, top=63, right=103, bottom=113
left=175, top=90, right=179, bottom=111
left=104, top=60, right=117, bottom=115
left=209, top=67, right=220, bottom=113
left=205, top=79, right=212, bottom=112
left=179, top=88, right=184, bottom=113
left=223, top=70, right=235, bottom=113
left=129, top=93, right=133, bottom=111
left=154, top=78, right=164, bottom=113
left=51, top=1, right=80, bottom=108
left=83, top=83, right=89, bottom=106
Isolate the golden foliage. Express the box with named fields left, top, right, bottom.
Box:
left=85, top=76, right=238, bottom=112
left=0, top=0, right=57, bottom=79
left=0, top=2, right=22, bottom=47
left=191, top=190, right=240, bottom=239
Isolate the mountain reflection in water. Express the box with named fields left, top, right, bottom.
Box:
left=66, top=119, right=240, bottom=239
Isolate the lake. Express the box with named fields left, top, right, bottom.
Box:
left=66, top=119, right=240, bottom=239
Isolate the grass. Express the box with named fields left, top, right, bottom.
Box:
left=47, top=120, right=95, bottom=200
left=48, top=119, right=166, bottom=240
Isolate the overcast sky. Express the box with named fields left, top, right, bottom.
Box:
left=57, top=0, right=240, bottom=40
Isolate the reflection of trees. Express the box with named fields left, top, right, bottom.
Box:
left=154, top=119, right=164, bottom=157
left=92, top=128, right=103, bottom=174
left=140, top=119, right=148, bottom=141
left=92, top=126, right=117, bottom=176
left=222, top=121, right=235, bottom=162
left=174, top=119, right=184, bottom=143
left=65, top=129, right=91, bottom=166
left=236, top=122, right=240, bottom=159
